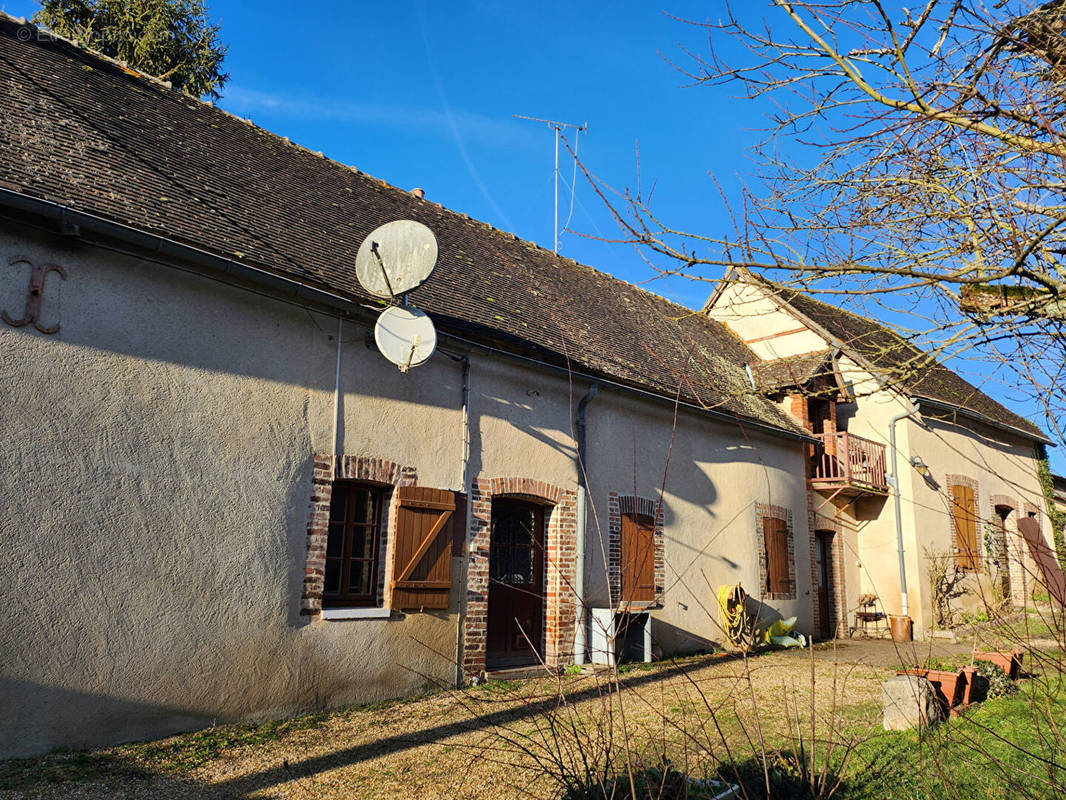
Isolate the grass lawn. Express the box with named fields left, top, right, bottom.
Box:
left=0, top=642, right=1062, bottom=799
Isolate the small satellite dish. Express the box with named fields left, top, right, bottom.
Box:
left=355, top=220, right=438, bottom=299
left=374, top=306, right=437, bottom=373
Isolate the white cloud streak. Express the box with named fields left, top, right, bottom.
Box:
left=221, top=86, right=536, bottom=152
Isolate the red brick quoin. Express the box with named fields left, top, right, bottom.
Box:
left=462, top=477, right=578, bottom=678
left=301, top=454, right=417, bottom=616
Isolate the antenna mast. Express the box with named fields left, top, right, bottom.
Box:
left=514, top=115, right=588, bottom=254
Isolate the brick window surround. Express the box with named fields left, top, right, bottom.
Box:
left=607, top=493, right=665, bottom=609
left=945, top=474, right=980, bottom=571
left=301, top=454, right=417, bottom=616
left=463, top=477, right=578, bottom=678
left=756, top=503, right=796, bottom=600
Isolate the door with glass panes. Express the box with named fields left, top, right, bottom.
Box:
left=486, top=499, right=545, bottom=668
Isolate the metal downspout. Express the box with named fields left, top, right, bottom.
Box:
left=455, top=357, right=471, bottom=687
left=331, top=318, right=343, bottom=458
left=574, top=383, right=598, bottom=664
left=887, top=403, right=921, bottom=617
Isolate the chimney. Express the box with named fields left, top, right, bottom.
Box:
left=411, top=187, right=425, bottom=200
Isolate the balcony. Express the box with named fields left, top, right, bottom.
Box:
left=810, top=432, right=888, bottom=495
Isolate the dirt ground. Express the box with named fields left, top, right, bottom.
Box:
left=0, top=642, right=938, bottom=800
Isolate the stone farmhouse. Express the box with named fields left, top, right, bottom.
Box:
left=0, top=15, right=1055, bottom=757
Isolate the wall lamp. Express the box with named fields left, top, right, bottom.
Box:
left=910, top=456, right=940, bottom=490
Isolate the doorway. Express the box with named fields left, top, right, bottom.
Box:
left=815, top=531, right=836, bottom=639
left=487, top=499, right=546, bottom=669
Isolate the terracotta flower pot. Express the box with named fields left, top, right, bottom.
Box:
left=974, top=650, right=1024, bottom=680
left=899, top=668, right=965, bottom=709
left=959, top=665, right=977, bottom=706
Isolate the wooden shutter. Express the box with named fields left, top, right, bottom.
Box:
left=764, top=517, right=791, bottom=596
left=390, top=487, right=455, bottom=610
left=951, top=484, right=978, bottom=570
left=621, top=513, right=656, bottom=603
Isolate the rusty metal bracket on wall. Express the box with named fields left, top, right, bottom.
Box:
left=2, top=256, right=66, bottom=334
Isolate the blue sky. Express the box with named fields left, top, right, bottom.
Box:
left=5, top=0, right=1062, bottom=469
left=6, top=0, right=750, bottom=308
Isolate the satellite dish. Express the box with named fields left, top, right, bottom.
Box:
left=374, top=306, right=437, bottom=372
left=355, top=220, right=438, bottom=299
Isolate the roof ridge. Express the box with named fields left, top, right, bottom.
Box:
left=1, top=14, right=718, bottom=322
left=0, top=13, right=178, bottom=94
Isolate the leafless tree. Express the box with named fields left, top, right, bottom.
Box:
left=580, top=1, right=1066, bottom=443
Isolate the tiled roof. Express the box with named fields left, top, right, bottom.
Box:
left=0, top=16, right=802, bottom=435
left=749, top=350, right=833, bottom=392
left=741, top=272, right=1047, bottom=441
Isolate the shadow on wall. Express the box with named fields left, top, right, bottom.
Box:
left=0, top=678, right=219, bottom=761
left=650, top=595, right=790, bottom=658
left=651, top=617, right=722, bottom=657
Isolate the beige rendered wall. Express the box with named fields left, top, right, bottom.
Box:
left=583, top=389, right=813, bottom=654
left=903, top=413, right=1049, bottom=632
left=706, top=280, right=829, bottom=360
left=1, top=226, right=812, bottom=757
left=0, top=228, right=474, bottom=758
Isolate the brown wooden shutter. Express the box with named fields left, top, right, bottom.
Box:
left=390, top=487, right=455, bottom=610
left=764, top=517, right=791, bottom=596
left=621, top=513, right=655, bottom=603
left=951, top=484, right=978, bottom=570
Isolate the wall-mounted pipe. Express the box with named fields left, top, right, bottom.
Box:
left=573, top=382, right=598, bottom=664
left=887, top=402, right=922, bottom=617
left=331, top=317, right=343, bottom=457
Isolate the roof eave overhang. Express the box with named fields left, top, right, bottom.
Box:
left=0, top=188, right=817, bottom=446
left=911, top=395, right=1052, bottom=446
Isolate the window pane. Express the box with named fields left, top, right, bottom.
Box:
left=512, top=545, right=532, bottom=584
left=351, top=525, right=375, bottom=559
left=353, top=489, right=373, bottom=524
left=348, top=560, right=371, bottom=595
left=326, top=525, right=344, bottom=558
left=324, top=560, right=341, bottom=595
left=329, top=484, right=349, bottom=522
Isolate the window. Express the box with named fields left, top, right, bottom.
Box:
left=323, top=482, right=385, bottom=607
left=950, top=483, right=979, bottom=571
left=763, top=516, right=791, bottom=596
left=621, top=513, right=656, bottom=603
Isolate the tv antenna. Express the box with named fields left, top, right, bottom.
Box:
left=513, top=115, right=587, bottom=254
left=355, top=220, right=440, bottom=372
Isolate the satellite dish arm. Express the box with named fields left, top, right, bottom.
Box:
left=369, top=241, right=397, bottom=301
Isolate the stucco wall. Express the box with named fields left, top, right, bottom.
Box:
left=1, top=227, right=815, bottom=756
left=0, top=229, right=468, bottom=758
left=582, top=389, right=812, bottom=655
left=706, top=280, right=829, bottom=360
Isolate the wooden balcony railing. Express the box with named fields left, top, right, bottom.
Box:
left=810, top=432, right=888, bottom=493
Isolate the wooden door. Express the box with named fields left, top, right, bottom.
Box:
left=815, top=531, right=833, bottom=639
left=487, top=500, right=545, bottom=669
left=621, top=513, right=655, bottom=603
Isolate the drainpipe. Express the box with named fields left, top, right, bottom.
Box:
left=454, top=356, right=471, bottom=687
left=573, top=383, right=598, bottom=664
left=887, top=403, right=921, bottom=617
left=331, top=317, right=343, bottom=457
